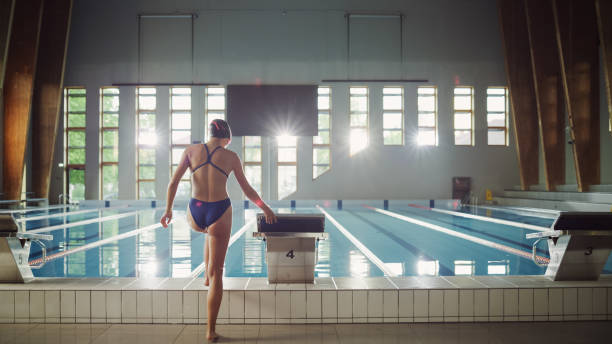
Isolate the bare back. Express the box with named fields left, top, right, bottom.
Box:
left=185, top=143, right=235, bottom=201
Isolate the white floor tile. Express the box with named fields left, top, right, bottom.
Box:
left=219, top=291, right=229, bottom=318
left=337, top=290, right=351, bottom=318
left=14, top=290, right=29, bottom=320
left=533, top=288, right=548, bottom=316
left=45, top=290, right=60, bottom=319
left=228, top=290, right=244, bottom=319
left=152, top=290, right=167, bottom=320
left=459, top=289, right=473, bottom=317
left=90, top=291, right=106, bottom=320
left=306, top=290, right=321, bottom=318
left=0, top=291, right=14, bottom=320
left=383, top=290, right=398, bottom=318
left=502, top=289, right=518, bottom=316
left=489, top=289, right=503, bottom=317
left=428, top=290, right=443, bottom=317
left=563, top=288, right=577, bottom=316
left=577, top=288, right=593, bottom=315
left=367, top=290, right=382, bottom=317
left=593, top=288, right=606, bottom=315
left=398, top=290, right=413, bottom=317
left=443, top=290, right=458, bottom=317
left=352, top=290, right=367, bottom=318
left=321, top=290, right=337, bottom=319
left=75, top=291, right=90, bottom=319
left=518, top=289, right=533, bottom=316
left=290, top=291, right=306, bottom=319
left=260, top=290, right=275, bottom=319
left=106, top=291, right=121, bottom=320
left=548, top=288, right=563, bottom=316
left=30, top=291, right=45, bottom=320
left=121, top=291, right=136, bottom=321
left=244, top=290, right=259, bottom=319
left=413, top=290, right=428, bottom=317
left=136, top=291, right=152, bottom=320
left=60, top=290, right=75, bottom=318
left=183, top=291, right=198, bottom=320
left=198, top=290, right=208, bottom=321
left=275, top=291, right=290, bottom=318
left=167, top=291, right=182, bottom=321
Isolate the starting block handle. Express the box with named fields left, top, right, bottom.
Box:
left=531, top=238, right=548, bottom=267
left=28, top=239, right=48, bottom=270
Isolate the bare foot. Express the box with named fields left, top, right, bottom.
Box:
left=207, top=331, right=220, bottom=342
left=204, top=277, right=210, bottom=286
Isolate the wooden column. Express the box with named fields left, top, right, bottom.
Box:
left=524, top=0, right=565, bottom=191
left=596, top=0, right=612, bottom=135
left=31, top=0, right=73, bottom=198
left=2, top=0, right=44, bottom=201
left=498, top=0, right=540, bottom=190
left=553, top=0, right=600, bottom=191
left=0, top=0, right=15, bottom=85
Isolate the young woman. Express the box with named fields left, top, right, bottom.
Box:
left=160, top=119, right=277, bottom=341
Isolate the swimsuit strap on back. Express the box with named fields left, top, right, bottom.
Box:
left=192, top=144, right=230, bottom=177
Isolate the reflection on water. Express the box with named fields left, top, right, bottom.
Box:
left=136, top=213, right=157, bottom=278
left=488, top=260, right=510, bottom=275
left=171, top=213, right=192, bottom=277
left=349, top=250, right=370, bottom=277
left=417, top=259, right=439, bottom=276
left=454, top=260, right=475, bottom=276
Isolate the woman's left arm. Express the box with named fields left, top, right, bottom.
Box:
left=160, top=148, right=190, bottom=228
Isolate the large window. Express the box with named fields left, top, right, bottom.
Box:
left=277, top=135, right=297, bottom=200
left=313, top=87, right=331, bottom=178
left=349, top=87, right=368, bottom=155
left=204, top=87, right=225, bottom=141
left=64, top=88, right=86, bottom=202
left=486, top=87, right=509, bottom=146
left=170, top=87, right=192, bottom=199
left=136, top=87, right=157, bottom=199
left=100, top=87, right=119, bottom=200
left=382, top=87, right=403, bottom=145
left=417, top=86, right=438, bottom=146
left=453, top=86, right=474, bottom=146
left=243, top=136, right=263, bottom=196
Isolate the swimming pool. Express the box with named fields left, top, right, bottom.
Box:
left=15, top=200, right=611, bottom=279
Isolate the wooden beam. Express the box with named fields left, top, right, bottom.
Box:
left=596, top=0, right=612, bottom=135
left=498, top=0, right=540, bottom=190
left=524, top=0, right=565, bottom=191
left=31, top=0, right=73, bottom=199
left=2, top=0, right=44, bottom=200
left=553, top=0, right=600, bottom=191
left=0, top=0, right=15, bottom=86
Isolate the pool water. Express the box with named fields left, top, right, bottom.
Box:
left=18, top=202, right=612, bottom=279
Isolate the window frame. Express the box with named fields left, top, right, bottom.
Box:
left=417, top=86, right=438, bottom=146
left=64, top=87, right=87, bottom=201
left=349, top=86, right=369, bottom=155
left=99, top=87, right=120, bottom=200
left=276, top=135, right=298, bottom=200
left=453, top=86, right=475, bottom=146
left=313, top=86, right=331, bottom=179
left=243, top=136, right=263, bottom=197
left=382, top=86, right=404, bottom=146
left=136, top=87, right=157, bottom=200
left=204, top=86, right=226, bottom=142
left=170, top=86, right=192, bottom=199
left=486, top=86, right=509, bottom=146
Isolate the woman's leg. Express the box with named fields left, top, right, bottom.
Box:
left=206, top=206, right=232, bottom=341
left=204, top=235, right=210, bottom=286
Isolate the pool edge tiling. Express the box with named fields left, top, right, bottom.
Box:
left=1, top=275, right=612, bottom=324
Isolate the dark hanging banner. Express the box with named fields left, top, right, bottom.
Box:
left=226, top=85, right=318, bottom=136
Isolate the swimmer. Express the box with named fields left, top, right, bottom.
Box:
left=160, top=119, right=277, bottom=342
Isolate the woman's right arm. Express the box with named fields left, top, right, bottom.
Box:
left=231, top=152, right=277, bottom=224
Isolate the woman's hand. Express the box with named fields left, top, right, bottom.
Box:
left=160, top=211, right=173, bottom=228
left=263, top=208, right=278, bottom=224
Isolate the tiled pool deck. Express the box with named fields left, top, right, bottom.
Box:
left=1, top=276, right=612, bottom=324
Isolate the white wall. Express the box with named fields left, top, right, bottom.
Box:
left=52, top=0, right=521, bottom=202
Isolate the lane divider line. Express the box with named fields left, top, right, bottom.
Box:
left=15, top=205, right=129, bottom=223
left=28, top=222, right=165, bottom=266
left=190, top=218, right=257, bottom=279
left=316, top=205, right=399, bottom=277
left=366, top=206, right=549, bottom=264
left=421, top=206, right=550, bottom=232
left=0, top=204, right=77, bottom=214
left=27, top=208, right=162, bottom=234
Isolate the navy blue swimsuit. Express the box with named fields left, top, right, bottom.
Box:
left=189, top=144, right=231, bottom=229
